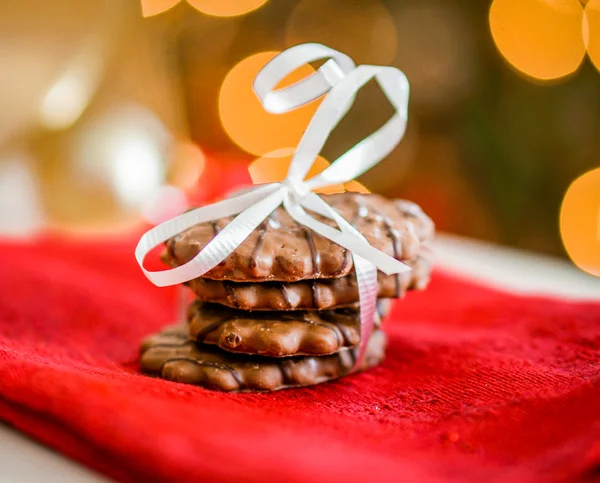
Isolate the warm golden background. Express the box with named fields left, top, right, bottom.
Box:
left=0, top=0, right=599, bottom=276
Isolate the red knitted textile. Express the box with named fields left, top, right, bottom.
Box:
left=0, top=237, right=599, bottom=483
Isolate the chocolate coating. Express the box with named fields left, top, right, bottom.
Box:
left=140, top=325, right=386, bottom=392
left=163, top=193, right=434, bottom=282
left=185, top=255, right=431, bottom=311
left=187, top=299, right=391, bottom=357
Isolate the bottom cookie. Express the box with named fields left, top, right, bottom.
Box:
left=140, top=325, right=387, bottom=392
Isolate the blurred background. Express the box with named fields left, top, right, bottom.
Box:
left=0, top=0, right=599, bottom=276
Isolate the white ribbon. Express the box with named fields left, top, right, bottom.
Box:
left=135, top=43, right=411, bottom=369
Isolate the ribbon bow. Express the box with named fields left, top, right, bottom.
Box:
left=135, top=43, right=412, bottom=367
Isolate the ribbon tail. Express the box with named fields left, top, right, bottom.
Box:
left=352, top=254, right=378, bottom=371
left=137, top=186, right=283, bottom=286
left=292, top=192, right=412, bottom=275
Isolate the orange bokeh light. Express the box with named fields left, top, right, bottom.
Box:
left=219, top=52, right=320, bottom=156
left=586, top=0, right=600, bottom=71
left=140, top=0, right=180, bottom=17
left=489, top=0, right=586, bottom=80
left=286, top=0, right=397, bottom=65
left=187, top=0, right=268, bottom=17
left=140, top=0, right=268, bottom=17
left=344, top=180, right=370, bottom=194
left=560, top=167, right=600, bottom=277
left=249, top=149, right=370, bottom=195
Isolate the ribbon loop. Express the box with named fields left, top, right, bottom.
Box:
left=253, top=43, right=356, bottom=115
left=305, top=66, right=410, bottom=189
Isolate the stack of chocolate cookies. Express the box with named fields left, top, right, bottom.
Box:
left=140, top=193, right=434, bottom=392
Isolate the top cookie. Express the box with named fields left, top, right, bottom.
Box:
left=164, top=193, right=434, bottom=282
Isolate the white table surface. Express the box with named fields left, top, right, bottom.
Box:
left=1, top=233, right=599, bottom=483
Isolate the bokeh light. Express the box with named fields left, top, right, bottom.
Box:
left=167, top=140, right=205, bottom=191
left=141, top=184, right=188, bottom=224
left=285, top=0, right=397, bottom=65
left=187, top=0, right=268, bottom=17
left=560, top=167, right=600, bottom=277
left=0, top=153, right=43, bottom=236
left=249, top=149, right=340, bottom=193
left=586, top=0, right=600, bottom=71
left=40, top=43, right=103, bottom=130
left=219, top=52, right=320, bottom=156
left=248, top=148, right=369, bottom=194
left=344, top=180, right=370, bottom=194
left=140, top=0, right=180, bottom=17
left=489, top=0, right=586, bottom=80
left=73, top=103, right=169, bottom=209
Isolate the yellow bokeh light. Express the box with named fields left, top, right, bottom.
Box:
left=560, top=167, right=600, bottom=277
left=286, top=0, right=397, bottom=65
left=219, top=52, right=320, bottom=156
left=187, top=0, right=268, bottom=17
left=140, top=0, right=180, bottom=17
left=489, top=0, right=586, bottom=80
left=586, top=0, right=600, bottom=71
left=249, top=149, right=370, bottom=195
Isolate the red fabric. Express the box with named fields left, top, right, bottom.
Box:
left=0, top=237, right=599, bottom=483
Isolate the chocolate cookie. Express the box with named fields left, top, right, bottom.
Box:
left=185, top=254, right=431, bottom=311
left=163, top=193, right=434, bottom=282
left=140, top=325, right=386, bottom=392
left=186, top=299, right=391, bottom=357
